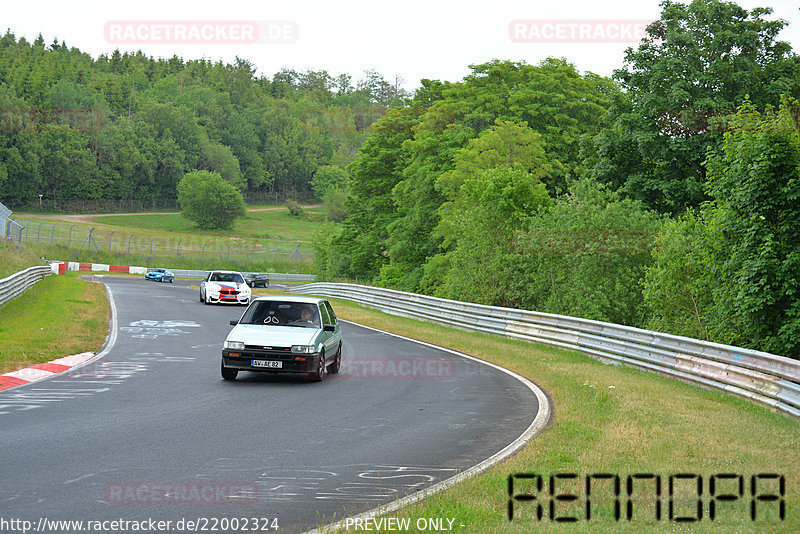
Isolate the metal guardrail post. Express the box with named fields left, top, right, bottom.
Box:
left=67, top=225, right=76, bottom=248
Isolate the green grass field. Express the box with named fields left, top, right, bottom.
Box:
left=10, top=204, right=329, bottom=272
left=97, top=205, right=328, bottom=242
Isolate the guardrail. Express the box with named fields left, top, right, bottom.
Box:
left=54, top=262, right=316, bottom=282
left=169, top=269, right=317, bottom=282
left=289, top=283, right=800, bottom=419
left=0, top=265, right=52, bottom=308
left=139, top=268, right=316, bottom=282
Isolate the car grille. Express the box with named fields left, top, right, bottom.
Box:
left=241, top=345, right=293, bottom=360
left=220, top=288, right=240, bottom=296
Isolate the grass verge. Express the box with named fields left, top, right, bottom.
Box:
left=25, top=244, right=318, bottom=275
left=0, top=272, right=109, bottom=374
left=302, top=295, right=798, bottom=533
left=0, top=241, right=46, bottom=279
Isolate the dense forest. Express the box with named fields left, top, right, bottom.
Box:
left=317, top=0, right=800, bottom=358
left=0, top=31, right=405, bottom=209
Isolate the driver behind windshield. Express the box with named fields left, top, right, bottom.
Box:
left=297, top=306, right=320, bottom=327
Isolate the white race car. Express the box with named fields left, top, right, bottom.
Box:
left=200, top=270, right=251, bottom=305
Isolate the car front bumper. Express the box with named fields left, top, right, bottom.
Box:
left=207, top=294, right=250, bottom=304
left=222, top=350, right=320, bottom=374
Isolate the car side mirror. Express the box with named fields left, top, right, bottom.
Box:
left=323, top=324, right=335, bottom=332
left=230, top=319, right=239, bottom=326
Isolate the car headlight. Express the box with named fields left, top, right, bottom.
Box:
left=291, top=345, right=315, bottom=354
left=225, top=341, right=245, bottom=350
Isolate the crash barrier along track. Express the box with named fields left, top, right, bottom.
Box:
left=0, top=265, right=52, bottom=308
left=0, top=263, right=314, bottom=307
left=291, top=283, right=800, bottom=419
left=54, top=262, right=316, bottom=282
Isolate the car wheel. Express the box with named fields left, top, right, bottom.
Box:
left=169, top=279, right=173, bottom=283
left=309, top=352, right=325, bottom=382
left=328, top=344, right=341, bottom=374
left=204, top=292, right=211, bottom=305
left=199, top=290, right=204, bottom=303
left=221, top=361, right=238, bottom=381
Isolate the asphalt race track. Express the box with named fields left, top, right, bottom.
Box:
left=0, top=276, right=541, bottom=533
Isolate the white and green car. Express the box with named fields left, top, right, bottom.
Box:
left=221, top=296, right=342, bottom=382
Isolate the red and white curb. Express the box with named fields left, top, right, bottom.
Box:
left=0, top=352, right=95, bottom=391
left=0, top=283, right=119, bottom=393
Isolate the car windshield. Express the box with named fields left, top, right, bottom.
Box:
left=211, top=273, right=244, bottom=284
left=239, top=301, right=320, bottom=328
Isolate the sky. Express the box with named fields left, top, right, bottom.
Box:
left=4, top=0, right=800, bottom=90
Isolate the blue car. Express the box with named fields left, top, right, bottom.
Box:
left=145, top=267, right=174, bottom=283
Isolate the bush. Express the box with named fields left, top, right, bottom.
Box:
left=287, top=200, right=304, bottom=217
left=702, top=101, right=800, bottom=357
left=177, top=170, right=246, bottom=230
left=323, top=188, right=349, bottom=222
left=643, top=212, right=712, bottom=340
left=311, top=165, right=350, bottom=200
left=503, top=179, right=661, bottom=326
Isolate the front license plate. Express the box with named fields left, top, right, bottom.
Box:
left=252, top=360, right=282, bottom=369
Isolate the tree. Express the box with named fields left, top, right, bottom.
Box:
left=423, top=166, right=551, bottom=302
left=314, top=106, right=419, bottom=280
left=702, top=99, right=800, bottom=357
left=586, top=0, right=799, bottom=213
left=177, top=170, right=245, bottom=230
left=643, top=212, right=712, bottom=339
left=310, top=165, right=349, bottom=200
left=383, top=59, right=614, bottom=290
left=504, top=179, right=661, bottom=326
left=419, top=120, right=553, bottom=299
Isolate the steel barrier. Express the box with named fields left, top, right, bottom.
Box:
left=289, top=283, right=800, bottom=419
left=0, top=265, right=52, bottom=308
left=152, top=268, right=316, bottom=282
